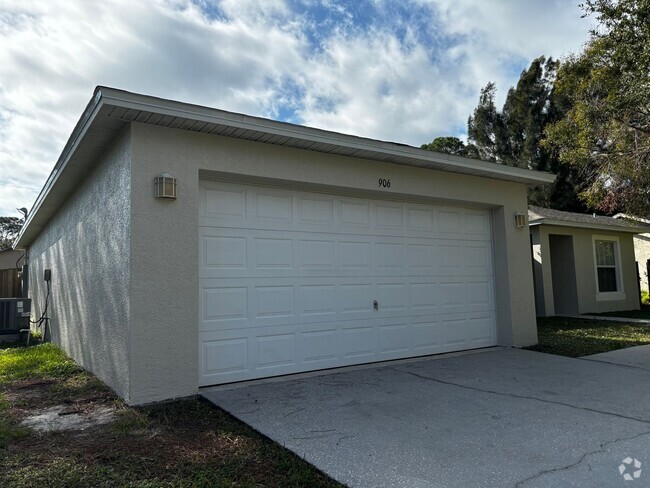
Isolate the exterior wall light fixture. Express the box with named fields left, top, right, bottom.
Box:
left=513, top=212, right=527, bottom=228
left=154, top=173, right=177, bottom=199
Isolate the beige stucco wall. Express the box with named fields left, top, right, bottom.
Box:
left=27, top=128, right=132, bottom=400
left=633, top=234, right=650, bottom=294
left=531, top=224, right=639, bottom=316
left=127, top=121, right=538, bottom=404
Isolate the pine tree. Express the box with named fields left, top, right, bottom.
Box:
left=467, top=57, right=584, bottom=211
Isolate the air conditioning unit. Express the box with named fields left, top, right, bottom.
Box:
left=0, top=298, right=31, bottom=334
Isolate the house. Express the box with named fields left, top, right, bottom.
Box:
left=529, top=206, right=648, bottom=317
left=14, top=87, right=554, bottom=405
left=613, top=214, right=650, bottom=295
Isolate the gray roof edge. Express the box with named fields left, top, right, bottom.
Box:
left=613, top=213, right=650, bottom=224
left=98, top=87, right=555, bottom=186
left=14, top=89, right=105, bottom=248
left=528, top=218, right=648, bottom=233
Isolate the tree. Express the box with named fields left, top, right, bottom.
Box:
left=0, top=217, right=22, bottom=250
left=467, top=57, right=585, bottom=211
left=466, top=83, right=505, bottom=162
left=544, top=0, right=650, bottom=215
left=420, top=136, right=479, bottom=158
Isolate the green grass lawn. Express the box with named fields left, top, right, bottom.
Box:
left=0, top=341, right=342, bottom=487
left=528, top=317, right=650, bottom=357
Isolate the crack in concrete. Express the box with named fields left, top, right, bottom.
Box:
left=283, top=407, right=305, bottom=418
left=389, top=367, right=650, bottom=426
left=512, top=430, right=650, bottom=487
left=336, top=434, right=355, bottom=445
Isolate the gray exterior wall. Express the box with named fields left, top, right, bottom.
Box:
left=128, top=121, right=538, bottom=405
left=28, top=128, right=132, bottom=400
left=531, top=224, right=640, bottom=316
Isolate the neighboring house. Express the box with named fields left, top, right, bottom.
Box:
left=613, top=213, right=650, bottom=295
left=529, top=206, right=648, bottom=317
left=0, top=249, right=25, bottom=270
left=14, top=87, right=554, bottom=405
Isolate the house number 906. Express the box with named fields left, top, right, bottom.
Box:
left=378, top=178, right=391, bottom=188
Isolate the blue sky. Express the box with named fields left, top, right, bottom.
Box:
left=0, top=0, right=592, bottom=217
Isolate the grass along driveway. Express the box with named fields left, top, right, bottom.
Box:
left=0, top=342, right=342, bottom=487
left=528, top=317, right=650, bottom=357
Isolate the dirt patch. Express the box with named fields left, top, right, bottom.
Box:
left=1, top=362, right=340, bottom=487
left=20, top=404, right=116, bottom=432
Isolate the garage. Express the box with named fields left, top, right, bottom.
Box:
left=17, top=87, right=552, bottom=405
left=199, top=180, right=496, bottom=386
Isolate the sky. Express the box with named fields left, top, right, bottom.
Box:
left=0, top=0, right=593, bottom=217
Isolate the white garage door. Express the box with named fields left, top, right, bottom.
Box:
left=199, top=180, right=496, bottom=386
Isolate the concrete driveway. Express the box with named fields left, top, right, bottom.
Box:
left=202, top=348, right=650, bottom=487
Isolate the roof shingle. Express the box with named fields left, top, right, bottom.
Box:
left=528, top=205, right=650, bottom=232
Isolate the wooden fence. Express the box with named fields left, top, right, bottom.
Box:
left=0, top=269, right=22, bottom=298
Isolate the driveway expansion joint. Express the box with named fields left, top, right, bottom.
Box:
left=388, top=367, right=650, bottom=425
left=578, top=356, right=650, bottom=372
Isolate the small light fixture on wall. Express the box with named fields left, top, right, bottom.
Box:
left=513, top=212, right=527, bottom=228
left=154, top=173, right=177, bottom=199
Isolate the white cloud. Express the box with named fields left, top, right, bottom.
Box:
left=0, top=0, right=592, bottom=216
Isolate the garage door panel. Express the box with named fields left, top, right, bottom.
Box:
left=202, top=337, right=248, bottom=377
left=300, top=240, right=336, bottom=269
left=412, top=320, right=443, bottom=351
left=340, top=284, right=374, bottom=313
left=466, top=315, right=497, bottom=343
left=199, top=181, right=497, bottom=386
left=340, top=200, right=371, bottom=226
left=464, top=211, right=491, bottom=236
left=438, top=208, right=462, bottom=233
left=203, top=187, right=247, bottom=220
left=375, top=203, right=403, bottom=229
left=202, top=286, right=248, bottom=322
left=302, top=329, right=339, bottom=363
left=300, top=285, right=337, bottom=315
left=298, top=196, right=335, bottom=225
left=254, top=193, right=293, bottom=223
left=255, top=286, right=294, bottom=318
left=255, top=333, right=296, bottom=369
left=342, top=326, right=377, bottom=358
left=255, top=238, right=294, bottom=268
left=378, top=323, right=410, bottom=353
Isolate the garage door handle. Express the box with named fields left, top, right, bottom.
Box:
left=373, top=300, right=379, bottom=311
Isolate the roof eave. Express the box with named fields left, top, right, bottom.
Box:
left=14, top=90, right=105, bottom=249
left=528, top=219, right=648, bottom=234
left=97, top=87, right=556, bottom=186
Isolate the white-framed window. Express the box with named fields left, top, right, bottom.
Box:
left=592, top=235, right=625, bottom=300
